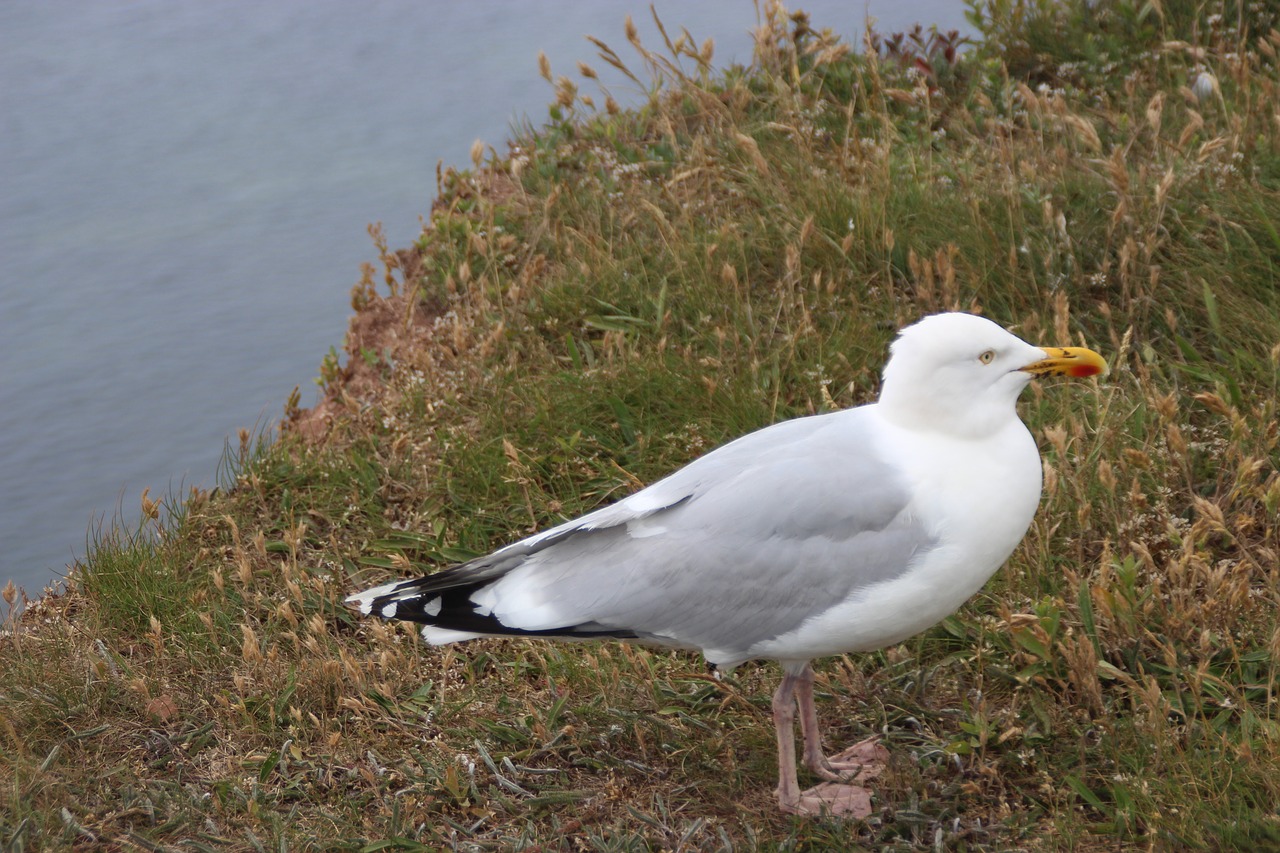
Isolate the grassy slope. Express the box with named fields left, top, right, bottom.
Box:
left=4, top=1, right=1280, bottom=849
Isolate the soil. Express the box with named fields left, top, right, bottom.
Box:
left=286, top=249, right=442, bottom=442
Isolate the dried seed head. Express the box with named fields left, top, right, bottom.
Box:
left=1192, top=496, right=1227, bottom=533
left=141, top=488, right=159, bottom=520
left=799, top=215, right=814, bottom=246
left=721, top=262, right=738, bottom=289
left=1053, top=290, right=1071, bottom=343
left=537, top=51, right=551, bottom=81
left=1097, top=459, right=1117, bottom=494
left=1064, top=113, right=1101, bottom=151
left=1193, top=392, right=1233, bottom=418
left=1153, top=392, right=1179, bottom=421
left=241, top=624, right=263, bottom=664
left=785, top=243, right=801, bottom=278
left=1178, top=110, right=1204, bottom=149
left=735, top=132, right=769, bottom=174
left=1145, top=91, right=1164, bottom=133
left=1123, top=448, right=1152, bottom=468
left=555, top=76, right=577, bottom=107
left=1043, top=424, right=1069, bottom=458
left=1043, top=460, right=1059, bottom=498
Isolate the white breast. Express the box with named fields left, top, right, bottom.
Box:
left=748, top=414, right=1042, bottom=663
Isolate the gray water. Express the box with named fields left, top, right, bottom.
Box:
left=0, top=1, right=970, bottom=607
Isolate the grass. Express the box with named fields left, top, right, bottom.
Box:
left=4, top=0, right=1280, bottom=848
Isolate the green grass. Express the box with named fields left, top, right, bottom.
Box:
left=4, top=0, right=1280, bottom=849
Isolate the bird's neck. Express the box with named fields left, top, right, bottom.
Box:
left=877, top=391, right=1020, bottom=441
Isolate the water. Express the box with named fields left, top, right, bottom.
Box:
left=0, top=1, right=970, bottom=606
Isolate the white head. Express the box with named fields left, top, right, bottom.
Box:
left=877, top=313, right=1105, bottom=438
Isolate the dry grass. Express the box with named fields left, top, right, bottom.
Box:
left=4, top=1, right=1280, bottom=849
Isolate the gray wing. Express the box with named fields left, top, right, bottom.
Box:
left=470, top=406, right=934, bottom=659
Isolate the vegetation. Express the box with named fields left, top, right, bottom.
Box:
left=4, top=0, right=1279, bottom=848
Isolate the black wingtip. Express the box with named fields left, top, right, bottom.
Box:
left=351, top=575, right=638, bottom=641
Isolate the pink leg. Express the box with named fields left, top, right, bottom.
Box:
left=794, top=662, right=885, bottom=781
left=771, top=665, right=805, bottom=810
left=771, top=662, right=885, bottom=817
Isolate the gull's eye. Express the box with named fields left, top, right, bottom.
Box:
left=978, top=349, right=997, bottom=365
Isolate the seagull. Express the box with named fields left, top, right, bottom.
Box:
left=346, top=312, right=1106, bottom=816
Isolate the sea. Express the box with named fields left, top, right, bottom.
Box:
left=0, top=1, right=970, bottom=611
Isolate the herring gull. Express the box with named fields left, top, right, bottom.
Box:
left=346, top=311, right=1107, bottom=815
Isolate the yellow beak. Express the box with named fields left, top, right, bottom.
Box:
left=1020, top=346, right=1108, bottom=378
